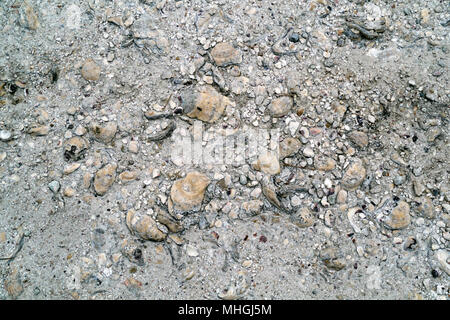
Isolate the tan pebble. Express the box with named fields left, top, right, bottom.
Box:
left=20, top=3, right=40, bottom=30
left=336, top=189, right=347, bottom=204
left=94, top=163, right=117, bottom=195
left=91, top=121, right=117, bottom=143
left=64, top=163, right=81, bottom=175
left=309, top=127, right=322, bottom=136
left=156, top=207, right=184, bottom=233
left=170, top=171, right=210, bottom=213
left=111, top=253, right=122, bottom=263
left=383, top=201, right=411, bottom=230
left=4, top=269, right=23, bottom=299
left=119, top=171, right=138, bottom=182
left=242, top=260, right=252, bottom=268
left=315, top=157, right=336, bottom=171
left=186, top=244, right=199, bottom=257
left=128, top=141, right=139, bottom=153
left=168, top=234, right=184, bottom=245
left=82, top=195, right=93, bottom=203
left=67, top=106, right=78, bottom=115
left=74, top=125, right=86, bottom=136
left=28, top=125, right=49, bottom=136
left=183, top=268, right=196, bottom=281
left=261, top=177, right=283, bottom=210
left=341, top=159, right=366, bottom=191
left=346, top=147, right=356, bottom=156
left=241, top=200, right=263, bottom=215
left=421, top=8, right=430, bottom=24
left=81, top=59, right=101, bottom=81
left=182, top=85, right=233, bottom=123
left=83, top=172, right=92, bottom=188
left=348, top=131, right=368, bottom=148
left=210, top=42, right=242, bottom=66
left=416, top=197, right=435, bottom=219
left=268, top=96, right=293, bottom=117
left=279, top=137, right=301, bottom=159
left=63, top=187, right=76, bottom=197
left=155, top=245, right=164, bottom=254
left=124, top=277, right=142, bottom=289
left=107, top=16, right=123, bottom=26
left=71, top=291, right=80, bottom=300
left=214, top=219, right=223, bottom=228
left=97, top=253, right=107, bottom=266
left=290, top=207, right=314, bottom=228
left=126, top=209, right=166, bottom=241
left=123, top=15, right=134, bottom=27
left=228, top=210, right=238, bottom=219
left=253, top=151, right=280, bottom=175
left=0, top=232, right=6, bottom=243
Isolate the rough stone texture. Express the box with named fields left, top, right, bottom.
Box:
left=290, top=207, right=314, bottom=228
left=126, top=209, right=166, bottom=241
left=182, top=86, right=233, bottom=123
left=210, top=42, right=242, bottom=67
left=81, top=59, right=101, bottom=81
left=383, top=201, right=411, bottom=230
left=169, top=172, right=210, bottom=213
left=268, top=96, right=293, bottom=118
left=91, top=122, right=117, bottom=144
left=93, top=163, right=117, bottom=196
left=0, top=0, right=449, bottom=301
left=253, top=151, right=280, bottom=175
left=341, top=159, right=366, bottom=191
left=279, top=137, right=301, bottom=159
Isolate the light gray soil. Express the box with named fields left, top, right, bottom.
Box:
left=0, top=0, right=448, bottom=300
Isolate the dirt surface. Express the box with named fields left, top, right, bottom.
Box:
left=0, top=0, right=449, bottom=300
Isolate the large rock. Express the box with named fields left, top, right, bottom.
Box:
left=169, top=171, right=210, bottom=213
left=181, top=86, right=233, bottom=123
left=436, top=250, right=450, bottom=276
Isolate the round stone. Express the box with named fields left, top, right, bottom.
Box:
left=81, top=59, right=101, bottom=81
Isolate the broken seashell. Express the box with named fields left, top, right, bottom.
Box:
left=169, top=171, right=210, bottom=213
left=126, top=209, right=167, bottom=241
left=64, top=136, right=89, bottom=161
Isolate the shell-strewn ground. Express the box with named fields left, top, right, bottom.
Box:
left=0, top=0, right=449, bottom=300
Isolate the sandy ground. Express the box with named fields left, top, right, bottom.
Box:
left=0, top=0, right=449, bottom=300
